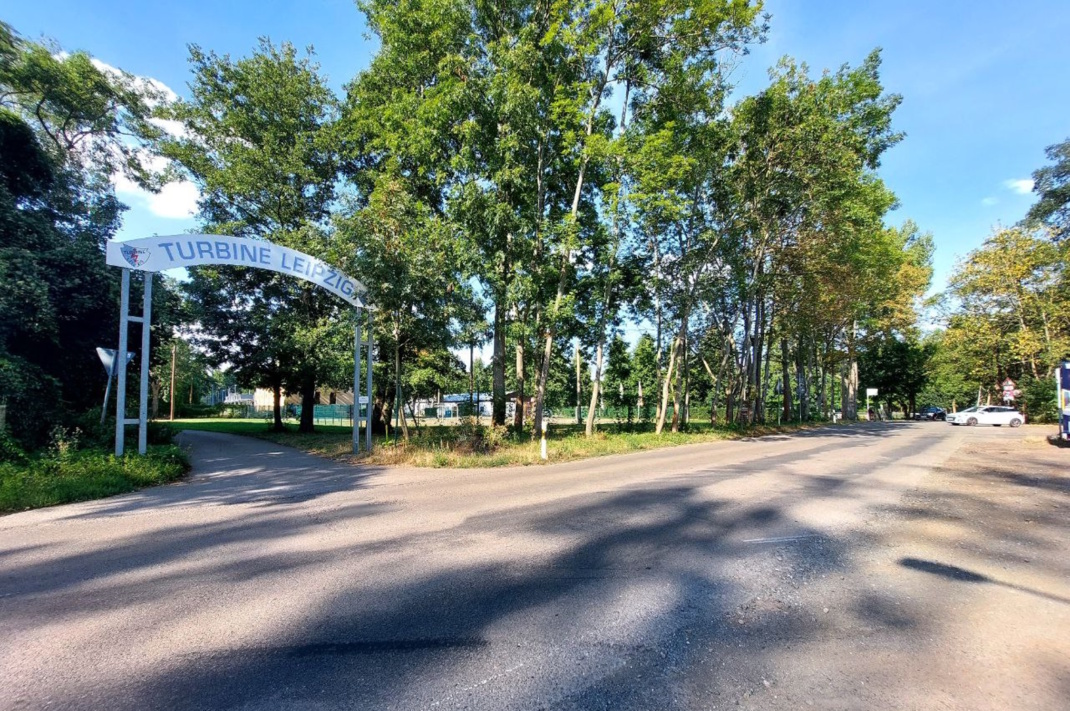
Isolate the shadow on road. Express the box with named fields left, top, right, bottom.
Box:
left=3, top=423, right=1067, bottom=709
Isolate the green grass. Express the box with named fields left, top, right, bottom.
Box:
left=0, top=446, right=189, bottom=513
left=171, top=418, right=826, bottom=468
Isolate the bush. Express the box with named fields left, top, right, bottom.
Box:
left=0, top=430, right=26, bottom=463
left=177, top=402, right=223, bottom=418
left=0, top=445, right=189, bottom=512
left=418, top=417, right=514, bottom=455
left=1021, top=376, right=1058, bottom=423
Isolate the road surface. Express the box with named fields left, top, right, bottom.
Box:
left=1, top=422, right=1067, bottom=710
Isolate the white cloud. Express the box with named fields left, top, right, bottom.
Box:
left=89, top=57, right=178, bottom=104
left=50, top=53, right=198, bottom=220
left=148, top=117, right=187, bottom=139
left=114, top=171, right=199, bottom=219
left=981, top=196, right=998, bottom=206
left=1003, top=178, right=1035, bottom=195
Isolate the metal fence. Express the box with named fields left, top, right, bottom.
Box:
left=226, top=404, right=366, bottom=426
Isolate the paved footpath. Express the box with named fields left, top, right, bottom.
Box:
left=1, top=423, right=1066, bottom=710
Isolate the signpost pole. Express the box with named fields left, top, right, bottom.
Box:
left=115, top=269, right=130, bottom=457
left=101, top=365, right=113, bottom=426
left=353, top=314, right=361, bottom=454
left=138, top=274, right=152, bottom=455
left=365, top=309, right=373, bottom=453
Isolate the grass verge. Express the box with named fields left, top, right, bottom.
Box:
left=172, top=418, right=828, bottom=468
left=0, top=446, right=189, bottom=513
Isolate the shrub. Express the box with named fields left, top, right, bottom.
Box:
left=1021, top=376, right=1057, bottom=423
left=47, top=425, right=81, bottom=461
left=177, top=402, right=223, bottom=418
left=0, top=430, right=26, bottom=463
left=0, top=445, right=189, bottom=512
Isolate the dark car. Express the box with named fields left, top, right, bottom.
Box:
left=914, top=406, right=946, bottom=421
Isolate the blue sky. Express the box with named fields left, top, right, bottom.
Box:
left=6, top=0, right=1069, bottom=293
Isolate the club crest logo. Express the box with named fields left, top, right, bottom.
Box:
left=121, top=244, right=150, bottom=268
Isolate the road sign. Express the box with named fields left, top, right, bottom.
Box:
left=96, top=347, right=136, bottom=426
left=865, top=388, right=878, bottom=397
left=1001, top=378, right=1016, bottom=392
left=96, top=347, right=135, bottom=376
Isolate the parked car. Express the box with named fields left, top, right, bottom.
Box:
left=914, top=406, right=946, bottom=421
left=946, top=406, right=1025, bottom=427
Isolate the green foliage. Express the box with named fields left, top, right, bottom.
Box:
left=858, top=336, right=934, bottom=414
left=0, top=429, right=26, bottom=463
left=1026, top=137, right=1070, bottom=241
left=1020, top=376, right=1058, bottom=423
left=935, top=227, right=1069, bottom=400
left=0, top=22, right=166, bottom=181
left=0, top=445, right=188, bottom=512
left=0, top=25, right=170, bottom=448
left=160, top=39, right=349, bottom=432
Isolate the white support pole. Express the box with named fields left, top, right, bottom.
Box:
left=357, top=312, right=365, bottom=456
left=115, top=269, right=130, bottom=457
left=138, top=274, right=153, bottom=455
left=365, top=309, right=373, bottom=453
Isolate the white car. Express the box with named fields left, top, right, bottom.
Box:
left=946, top=406, right=1025, bottom=427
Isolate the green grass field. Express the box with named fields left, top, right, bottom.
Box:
left=170, top=418, right=824, bottom=468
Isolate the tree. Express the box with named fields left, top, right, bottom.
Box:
left=159, top=40, right=346, bottom=433
left=530, top=0, right=767, bottom=437
left=0, top=22, right=165, bottom=182
left=1027, top=138, right=1070, bottom=241
left=935, top=226, right=1069, bottom=417
left=0, top=24, right=163, bottom=446
left=335, top=175, right=463, bottom=439
left=858, top=336, right=933, bottom=416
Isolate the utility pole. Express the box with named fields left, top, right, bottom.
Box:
left=169, top=342, right=177, bottom=421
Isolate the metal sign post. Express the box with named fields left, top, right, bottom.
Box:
left=353, top=314, right=361, bottom=454
left=366, top=309, right=373, bottom=453
left=1001, top=377, right=1018, bottom=404
left=114, top=269, right=152, bottom=456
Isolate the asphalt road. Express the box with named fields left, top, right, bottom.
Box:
left=1, top=422, right=1066, bottom=710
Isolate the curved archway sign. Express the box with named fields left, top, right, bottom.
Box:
left=105, top=234, right=374, bottom=457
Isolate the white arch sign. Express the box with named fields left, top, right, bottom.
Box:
left=105, top=234, right=373, bottom=457
left=106, top=234, right=368, bottom=307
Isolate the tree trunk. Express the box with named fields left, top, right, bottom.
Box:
left=656, top=335, right=680, bottom=435
left=781, top=338, right=793, bottom=422
left=574, top=340, right=582, bottom=425
left=585, top=337, right=605, bottom=437
left=671, top=324, right=686, bottom=433
left=671, top=351, right=684, bottom=433
left=469, top=342, right=475, bottom=412
left=271, top=380, right=284, bottom=432
left=395, top=341, right=409, bottom=440
left=514, top=341, right=525, bottom=430
left=842, top=359, right=858, bottom=421
left=299, top=375, right=315, bottom=433
left=492, top=297, right=507, bottom=426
